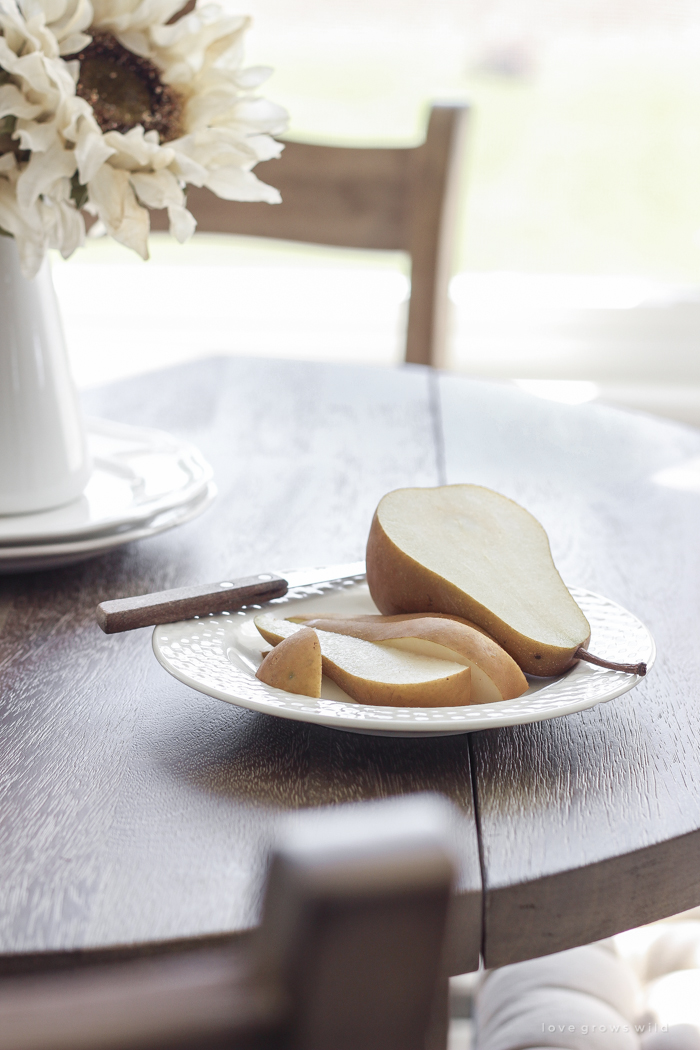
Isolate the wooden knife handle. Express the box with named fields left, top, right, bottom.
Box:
left=96, top=574, right=288, bottom=634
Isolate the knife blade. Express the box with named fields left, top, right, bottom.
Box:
left=95, top=561, right=366, bottom=634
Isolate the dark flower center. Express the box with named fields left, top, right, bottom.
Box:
left=70, top=31, right=183, bottom=141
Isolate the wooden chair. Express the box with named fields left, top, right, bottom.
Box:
left=150, top=104, right=469, bottom=368
left=0, top=795, right=456, bottom=1050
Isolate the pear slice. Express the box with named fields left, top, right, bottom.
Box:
left=366, top=484, right=592, bottom=676
left=256, top=627, right=322, bottom=697
left=292, top=615, right=527, bottom=704
left=254, top=613, right=471, bottom=708
left=291, top=611, right=493, bottom=637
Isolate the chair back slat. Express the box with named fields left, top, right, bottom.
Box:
left=177, top=143, right=412, bottom=251
left=149, top=104, right=470, bottom=366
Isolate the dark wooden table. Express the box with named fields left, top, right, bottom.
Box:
left=1, top=357, right=700, bottom=973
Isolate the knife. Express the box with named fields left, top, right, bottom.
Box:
left=95, top=561, right=366, bottom=634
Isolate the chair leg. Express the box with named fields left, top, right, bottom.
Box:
left=424, top=975, right=450, bottom=1050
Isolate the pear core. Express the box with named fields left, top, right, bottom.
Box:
left=366, top=484, right=591, bottom=676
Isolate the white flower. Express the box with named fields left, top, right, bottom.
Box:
left=0, top=0, right=287, bottom=275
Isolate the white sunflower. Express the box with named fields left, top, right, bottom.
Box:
left=0, top=0, right=287, bottom=276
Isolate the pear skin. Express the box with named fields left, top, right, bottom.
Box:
left=255, top=614, right=471, bottom=707
left=366, top=484, right=591, bottom=676
left=294, top=615, right=527, bottom=704
left=256, top=627, right=322, bottom=697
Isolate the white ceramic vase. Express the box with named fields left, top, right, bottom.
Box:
left=0, top=237, right=91, bottom=516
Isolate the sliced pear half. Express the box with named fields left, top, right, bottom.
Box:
left=366, top=484, right=591, bottom=676
left=254, top=613, right=471, bottom=708
left=292, top=615, right=527, bottom=705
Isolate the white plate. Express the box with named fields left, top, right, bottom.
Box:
left=152, top=576, right=655, bottom=736
left=0, top=482, right=217, bottom=573
left=0, top=418, right=213, bottom=546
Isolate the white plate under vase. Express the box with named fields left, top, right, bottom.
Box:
left=0, top=418, right=216, bottom=572
left=0, top=483, right=217, bottom=574
left=152, top=576, right=655, bottom=737
left=0, top=418, right=213, bottom=546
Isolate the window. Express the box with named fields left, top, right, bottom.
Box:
left=56, top=0, right=700, bottom=423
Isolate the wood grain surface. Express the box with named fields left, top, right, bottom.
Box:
left=6, top=359, right=699, bottom=977
left=439, top=375, right=700, bottom=967
left=0, top=359, right=480, bottom=975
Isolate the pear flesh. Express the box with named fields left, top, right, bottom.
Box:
left=298, top=610, right=493, bottom=637
left=366, top=484, right=591, bottom=677
left=293, top=615, right=527, bottom=705
left=256, top=627, right=322, bottom=697
left=254, top=613, right=471, bottom=708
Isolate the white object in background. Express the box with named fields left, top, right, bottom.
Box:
left=642, top=1025, right=700, bottom=1050
left=615, top=915, right=700, bottom=1050
left=0, top=237, right=91, bottom=514
left=645, top=970, right=700, bottom=1029
left=642, top=923, right=700, bottom=983
left=653, top=457, right=700, bottom=496
left=474, top=942, right=642, bottom=1050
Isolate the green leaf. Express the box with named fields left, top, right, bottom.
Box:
left=0, top=114, right=17, bottom=137
left=70, top=171, right=89, bottom=210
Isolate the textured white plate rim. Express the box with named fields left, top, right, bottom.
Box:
left=152, top=578, right=655, bottom=736
left=0, top=482, right=217, bottom=570
left=0, top=417, right=213, bottom=546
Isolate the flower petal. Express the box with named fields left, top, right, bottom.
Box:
left=86, top=160, right=127, bottom=229
left=129, top=167, right=182, bottom=209
left=74, top=123, right=116, bottom=183
left=167, top=201, right=195, bottom=241
left=88, top=161, right=149, bottom=258
left=235, top=65, right=272, bottom=90
left=0, top=83, right=43, bottom=119
left=0, top=188, right=47, bottom=278
left=15, top=114, right=61, bottom=151
left=16, top=141, right=76, bottom=208
left=247, top=133, right=284, bottom=163
left=58, top=31, right=91, bottom=53
left=102, top=126, right=174, bottom=170
left=204, top=165, right=281, bottom=203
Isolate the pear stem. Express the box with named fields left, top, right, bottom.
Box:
left=575, top=647, right=646, bottom=677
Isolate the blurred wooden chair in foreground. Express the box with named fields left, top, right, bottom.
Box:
left=0, top=796, right=456, bottom=1050
left=150, top=104, right=469, bottom=369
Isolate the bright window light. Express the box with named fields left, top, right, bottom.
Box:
left=653, top=456, right=700, bottom=493
left=449, top=273, right=679, bottom=314
left=513, top=380, right=600, bottom=405
left=646, top=971, right=700, bottom=1027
